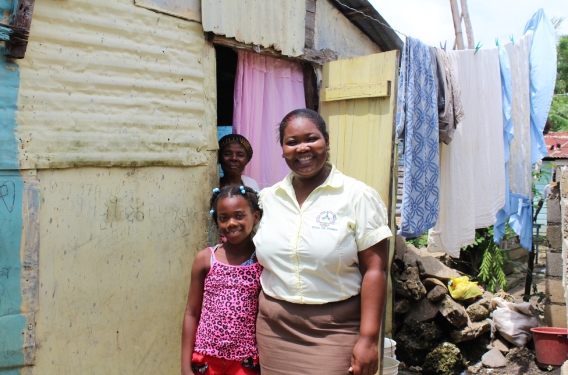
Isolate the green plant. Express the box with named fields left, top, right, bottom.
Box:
left=461, top=226, right=511, bottom=293
left=521, top=283, right=546, bottom=316
left=406, top=231, right=428, bottom=248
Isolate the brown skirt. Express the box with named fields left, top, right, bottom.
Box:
left=256, top=291, right=361, bottom=375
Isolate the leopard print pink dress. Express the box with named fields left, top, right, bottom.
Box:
left=194, top=246, right=263, bottom=361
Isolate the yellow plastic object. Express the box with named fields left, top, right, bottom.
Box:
left=447, top=276, right=483, bottom=300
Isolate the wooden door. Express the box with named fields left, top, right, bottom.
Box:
left=320, top=51, right=400, bottom=339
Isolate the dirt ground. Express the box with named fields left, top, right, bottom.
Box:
left=398, top=246, right=562, bottom=375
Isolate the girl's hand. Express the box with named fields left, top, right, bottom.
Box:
left=349, top=337, right=379, bottom=375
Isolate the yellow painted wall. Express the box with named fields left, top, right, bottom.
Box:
left=35, top=165, right=217, bottom=375
left=16, top=0, right=217, bottom=169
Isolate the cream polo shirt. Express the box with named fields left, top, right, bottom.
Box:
left=254, top=163, right=392, bottom=304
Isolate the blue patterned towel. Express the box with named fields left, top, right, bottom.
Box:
left=396, top=37, right=440, bottom=238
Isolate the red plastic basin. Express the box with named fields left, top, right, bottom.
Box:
left=531, top=327, right=568, bottom=368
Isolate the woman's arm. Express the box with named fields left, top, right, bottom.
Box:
left=350, top=239, right=389, bottom=375
left=181, top=250, right=209, bottom=375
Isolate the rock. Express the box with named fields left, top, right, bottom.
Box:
left=438, top=295, right=468, bottom=328
left=470, top=297, right=491, bottom=310
left=394, top=320, right=443, bottom=366
left=482, top=290, right=494, bottom=301
left=395, top=279, right=412, bottom=298
left=405, top=299, right=439, bottom=323
left=467, top=362, right=483, bottom=374
left=450, top=319, right=491, bottom=343
left=394, top=299, right=410, bottom=315
left=427, top=285, right=448, bottom=302
left=482, top=348, right=507, bottom=368
left=466, top=303, right=490, bottom=322
left=395, top=235, right=407, bottom=260
left=408, top=366, right=422, bottom=372
left=422, top=342, right=466, bottom=375
left=457, top=333, right=491, bottom=363
left=405, top=245, right=460, bottom=281
left=423, top=277, right=448, bottom=291
left=406, top=280, right=427, bottom=301
left=398, top=267, right=427, bottom=301
left=489, top=336, right=510, bottom=353
left=495, top=289, right=514, bottom=302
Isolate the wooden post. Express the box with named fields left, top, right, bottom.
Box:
left=459, top=0, right=474, bottom=49
left=449, top=0, right=465, bottom=50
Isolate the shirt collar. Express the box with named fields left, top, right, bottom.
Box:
left=278, top=162, right=344, bottom=196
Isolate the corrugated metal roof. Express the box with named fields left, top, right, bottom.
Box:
left=134, top=0, right=201, bottom=22
left=15, top=0, right=216, bottom=169
left=202, top=0, right=306, bottom=57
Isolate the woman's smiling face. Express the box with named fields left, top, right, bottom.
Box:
left=281, top=117, right=329, bottom=179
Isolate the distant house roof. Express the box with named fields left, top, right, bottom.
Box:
left=545, top=132, right=568, bottom=159
left=330, top=0, right=404, bottom=51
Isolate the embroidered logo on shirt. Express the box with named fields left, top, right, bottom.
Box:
left=316, top=211, right=337, bottom=227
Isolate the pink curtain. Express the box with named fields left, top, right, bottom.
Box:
left=233, top=51, right=306, bottom=189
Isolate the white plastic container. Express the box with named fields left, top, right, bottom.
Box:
left=382, top=356, right=400, bottom=375
left=383, top=338, right=397, bottom=359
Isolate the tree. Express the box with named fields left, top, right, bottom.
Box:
left=557, top=35, right=568, bottom=95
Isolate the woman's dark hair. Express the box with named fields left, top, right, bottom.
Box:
left=209, top=185, right=263, bottom=227
left=278, top=108, right=329, bottom=145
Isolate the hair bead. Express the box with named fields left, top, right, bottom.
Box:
left=212, top=188, right=220, bottom=194
left=209, top=209, right=215, bottom=215
left=239, top=186, right=246, bottom=194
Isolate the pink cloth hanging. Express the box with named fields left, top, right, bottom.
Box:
left=233, top=50, right=306, bottom=189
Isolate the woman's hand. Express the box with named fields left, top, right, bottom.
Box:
left=349, top=336, right=379, bottom=375
left=181, top=369, right=195, bottom=375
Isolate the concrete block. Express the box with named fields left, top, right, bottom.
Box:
left=506, top=247, right=528, bottom=261
left=544, top=304, right=567, bottom=328
left=546, top=251, right=564, bottom=278
left=546, top=278, right=567, bottom=304
left=548, top=198, right=562, bottom=222
left=548, top=225, right=562, bottom=250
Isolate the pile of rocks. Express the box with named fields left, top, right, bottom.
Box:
left=392, top=236, right=510, bottom=374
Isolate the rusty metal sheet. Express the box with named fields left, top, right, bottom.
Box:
left=35, top=164, right=217, bottom=374
left=315, top=0, right=381, bottom=58
left=202, top=0, right=305, bottom=57
left=15, top=0, right=217, bottom=169
left=134, top=0, right=201, bottom=22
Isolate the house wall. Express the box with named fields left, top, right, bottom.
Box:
left=314, top=0, right=382, bottom=59
left=0, top=0, right=217, bottom=373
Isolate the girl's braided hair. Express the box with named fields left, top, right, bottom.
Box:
left=209, top=185, right=263, bottom=227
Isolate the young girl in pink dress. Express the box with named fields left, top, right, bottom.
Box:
left=181, top=185, right=262, bottom=375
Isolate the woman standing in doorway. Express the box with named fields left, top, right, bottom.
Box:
left=254, top=109, right=392, bottom=375
left=218, top=134, right=259, bottom=191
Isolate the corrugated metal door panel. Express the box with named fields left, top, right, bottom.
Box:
left=202, top=0, right=305, bottom=57
left=15, top=0, right=216, bottom=169
left=320, top=51, right=400, bottom=339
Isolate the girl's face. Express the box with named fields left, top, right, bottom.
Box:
left=216, top=195, right=260, bottom=244
left=219, top=143, right=250, bottom=178
left=281, top=117, right=329, bottom=180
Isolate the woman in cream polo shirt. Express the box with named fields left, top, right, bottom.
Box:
left=254, top=108, right=392, bottom=375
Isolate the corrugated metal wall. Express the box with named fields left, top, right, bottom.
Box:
left=314, top=0, right=381, bottom=59
left=15, top=0, right=216, bottom=169
left=202, top=0, right=306, bottom=57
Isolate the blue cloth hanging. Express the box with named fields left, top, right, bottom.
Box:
left=396, top=37, right=440, bottom=238
left=523, top=9, right=557, bottom=164
left=494, top=46, right=514, bottom=245
left=508, top=193, right=533, bottom=250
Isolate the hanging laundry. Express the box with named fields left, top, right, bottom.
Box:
left=494, top=34, right=533, bottom=248
left=493, top=45, right=514, bottom=246
left=523, top=9, right=557, bottom=164
left=435, top=48, right=465, bottom=145
left=429, top=48, right=505, bottom=257
left=395, top=37, right=440, bottom=238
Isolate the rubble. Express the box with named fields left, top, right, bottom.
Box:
left=489, top=336, right=510, bottom=353
left=394, top=299, right=410, bottom=315
left=421, top=342, right=466, bottom=375
left=482, top=347, right=508, bottom=368
left=405, top=299, right=439, bottom=322
left=427, top=285, right=448, bottom=302
left=404, top=244, right=460, bottom=281
left=394, top=320, right=443, bottom=366
left=466, top=302, right=490, bottom=322
left=437, top=295, right=468, bottom=328
left=450, top=319, right=491, bottom=343
left=423, top=277, right=448, bottom=290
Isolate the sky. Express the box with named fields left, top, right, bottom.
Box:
left=368, top=0, right=568, bottom=48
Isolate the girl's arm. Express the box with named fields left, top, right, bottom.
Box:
left=181, top=249, right=210, bottom=375
left=350, top=239, right=389, bottom=375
